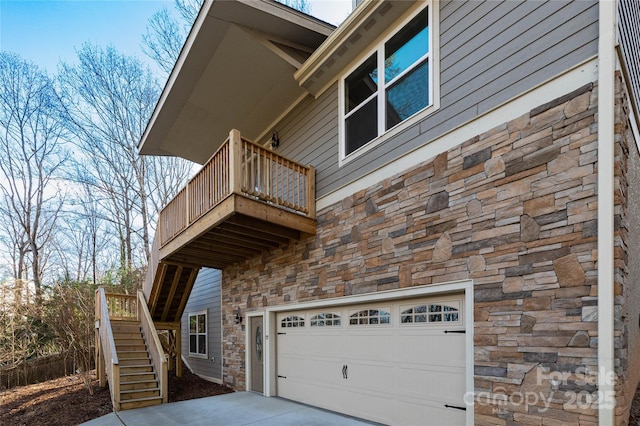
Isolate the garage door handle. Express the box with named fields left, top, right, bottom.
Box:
left=444, top=330, right=465, bottom=334
left=444, top=404, right=466, bottom=411
left=342, top=364, right=348, bottom=379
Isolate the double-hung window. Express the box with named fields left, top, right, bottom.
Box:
left=188, top=310, right=207, bottom=358
left=341, top=4, right=434, bottom=161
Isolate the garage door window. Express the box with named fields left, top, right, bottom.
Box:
left=311, top=313, right=341, bottom=327
left=401, top=302, right=460, bottom=324
left=281, top=315, right=305, bottom=328
left=349, top=309, right=390, bottom=325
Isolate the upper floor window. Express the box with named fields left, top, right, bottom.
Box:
left=341, top=5, right=433, bottom=161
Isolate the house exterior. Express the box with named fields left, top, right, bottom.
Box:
left=137, top=0, right=640, bottom=424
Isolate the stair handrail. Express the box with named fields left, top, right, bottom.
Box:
left=137, top=290, right=168, bottom=403
left=96, top=287, right=120, bottom=409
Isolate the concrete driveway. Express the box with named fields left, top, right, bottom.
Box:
left=81, top=392, right=374, bottom=425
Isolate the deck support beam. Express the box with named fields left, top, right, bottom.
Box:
left=176, top=328, right=182, bottom=377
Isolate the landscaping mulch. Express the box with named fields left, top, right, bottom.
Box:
left=0, top=369, right=232, bottom=426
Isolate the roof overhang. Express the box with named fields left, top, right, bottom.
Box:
left=294, top=0, right=418, bottom=98
left=139, top=0, right=334, bottom=164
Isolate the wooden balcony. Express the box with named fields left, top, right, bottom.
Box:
left=144, top=129, right=316, bottom=322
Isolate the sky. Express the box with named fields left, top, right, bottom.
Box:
left=0, top=0, right=353, bottom=74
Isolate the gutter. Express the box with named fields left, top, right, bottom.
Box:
left=597, top=0, right=616, bottom=425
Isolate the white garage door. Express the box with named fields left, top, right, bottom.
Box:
left=276, top=295, right=467, bottom=425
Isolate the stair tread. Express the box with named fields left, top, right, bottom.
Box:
left=120, top=371, right=158, bottom=383
left=120, top=379, right=158, bottom=384
left=121, top=396, right=163, bottom=402
left=121, top=387, right=160, bottom=394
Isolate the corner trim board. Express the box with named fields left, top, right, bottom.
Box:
left=597, top=1, right=616, bottom=425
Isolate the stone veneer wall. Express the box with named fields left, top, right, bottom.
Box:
left=614, top=73, right=639, bottom=425
left=219, top=79, right=630, bottom=425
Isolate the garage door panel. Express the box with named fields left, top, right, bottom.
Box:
left=396, top=398, right=466, bottom=426
left=394, top=333, right=466, bottom=366
left=277, top=377, right=351, bottom=412
left=341, top=332, right=394, bottom=361
left=275, top=295, right=467, bottom=425
left=343, top=360, right=394, bottom=393
left=305, top=333, right=351, bottom=358
left=277, top=356, right=340, bottom=380
left=395, top=366, right=466, bottom=402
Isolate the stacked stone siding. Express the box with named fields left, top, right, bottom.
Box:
left=613, top=73, right=639, bottom=426
left=219, top=79, right=631, bottom=424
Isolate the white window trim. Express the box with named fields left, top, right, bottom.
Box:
left=339, top=1, right=440, bottom=167
left=188, top=309, right=208, bottom=359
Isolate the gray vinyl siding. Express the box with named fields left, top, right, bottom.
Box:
left=181, top=268, right=222, bottom=380
left=275, top=0, right=598, bottom=198
left=619, top=0, right=640, bottom=111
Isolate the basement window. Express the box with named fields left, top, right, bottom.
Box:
left=188, top=310, right=207, bottom=358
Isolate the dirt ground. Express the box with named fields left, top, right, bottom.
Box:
left=0, top=369, right=233, bottom=426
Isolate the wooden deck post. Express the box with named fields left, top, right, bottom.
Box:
left=168, top=329, right=175, bottom=372
left=95, top=289, right=106, bottom=387
left=229, top=129, right=243, bottom=195
left=96, top=328, right=105, bottom=387
left=307, top=166, right=316, bottom=220
left=176, top=327, right=182, bottom=377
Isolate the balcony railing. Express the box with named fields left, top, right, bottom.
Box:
left=158, top=129, right=315, bottom=248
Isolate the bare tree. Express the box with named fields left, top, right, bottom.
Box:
left=59, top=44, right=192, bottom=277
left=142, top=0, right=202, bottom=76
left=142, top=7, right=185, bottom=76
left=58, top=45, right=151, bottom=273
left=142, top=0, right=310, bottom=77
left=0, top=52, right=67, bottom=297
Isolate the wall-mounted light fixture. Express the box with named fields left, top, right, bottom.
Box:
left=270, top=131, right=280, bottom=148
left=235, top=309, right=243, bottom=324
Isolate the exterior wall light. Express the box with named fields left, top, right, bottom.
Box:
left=270, top=131, right=280, bottom=148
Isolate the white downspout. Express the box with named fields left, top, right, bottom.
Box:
left=597, top=0, right=616, bottom=425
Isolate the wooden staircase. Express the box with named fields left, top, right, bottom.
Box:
left=112, top=320, right=163, bottom=410
left=95, top=289, right=168, bottom=411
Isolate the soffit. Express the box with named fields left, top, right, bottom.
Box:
left=139, top=0, right=333, bottom=164
left=295, top=0, right=417, bottom=98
